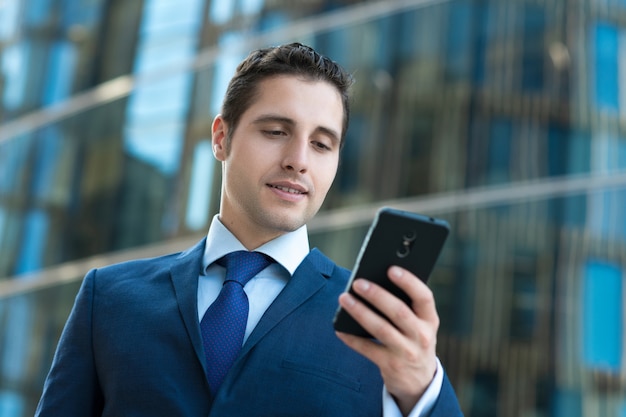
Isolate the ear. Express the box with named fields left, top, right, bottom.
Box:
left=211, top=115, right=228, bottom=161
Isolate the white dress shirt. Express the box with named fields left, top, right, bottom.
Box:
left=198, top=215, right=442, bottom=416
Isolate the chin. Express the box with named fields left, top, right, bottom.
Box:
left=261, top=210, right=308, bottom=233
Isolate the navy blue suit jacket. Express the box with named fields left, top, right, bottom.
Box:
left=36, top=239, right=462, bottom=416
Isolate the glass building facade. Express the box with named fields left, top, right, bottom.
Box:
left=2, top=0, right=626, bottom=415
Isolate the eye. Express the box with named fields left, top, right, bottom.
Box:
left=262, top=129, right=286, bottom=137
left=312, top=141, right=332, bottom=151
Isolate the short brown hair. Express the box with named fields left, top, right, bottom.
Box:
left=220, top=42, right=353, bottom=149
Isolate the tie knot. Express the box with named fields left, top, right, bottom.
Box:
left=216, top=251, right=272, bottom=286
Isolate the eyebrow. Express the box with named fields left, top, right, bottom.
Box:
left=252, top=114, right=341, bottom=146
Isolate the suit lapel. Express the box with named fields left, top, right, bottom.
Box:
left=239, top=249, right=334, bottom=356
left=168, top=244, right=336, bottom=393
left=169, top=238, right=207, bottom=371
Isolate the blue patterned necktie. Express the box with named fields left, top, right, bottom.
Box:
left=201, top=251, right=272, bottom=394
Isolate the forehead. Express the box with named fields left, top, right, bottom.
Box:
left=241, top=75, right=344, bottom=128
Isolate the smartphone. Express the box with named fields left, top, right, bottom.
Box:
left=332, top=207, right=450, bottom=338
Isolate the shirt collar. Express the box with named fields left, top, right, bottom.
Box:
left=202, top=215, right=310, bottom=276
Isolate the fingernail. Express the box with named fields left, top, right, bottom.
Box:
left=355, top=279, right=370, bottom=291
left=390, top=266, right=403, bottom=278
left=343, top=293, right=356, bottom=306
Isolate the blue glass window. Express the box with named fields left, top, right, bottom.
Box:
left=14, top=209, right=49, bottom=274
left=593, top=23, right=619, bottom=110
left=210, top=32, right=245, bottom=116
left=562, top=195, right=587, bottom=228
left=0, top=135, right=31, bottom=194
left=0, top=390, right=24, bottom=417
left=31, top=127, right=62, bottom=201
left=509, top=253, right=537, bottom=341
left=487, top=119, right=512, bottom=184
left=567, top=131, right=591, bottom=175
left=256, top=11, right=288, bottom=32
left=1, top=43, right=27, bottom=111
left=209, top=0, right=235, bottom=24
left=185, top=140, right=214, bottom=231
left=471, top=3, right=490, bottom=85
left=559, top=130, right=589, bottom=229
left=582, top=260, right=623, bottom=372
left=0, top=207, right=5, bottom=252
left=59, top=0, right=103, bottom=29
left=445, top=2, right=472, bottom=80
left=124, top=0, right=203, bottom=175
left=588, top=189, right=613, bottom=237
left=588, top=133, right=626, bottom=237
left=548, top=124, right=568, bottom=176
left=43, top=41, right=76, bottom=105
left=22, top=0, right=52, bottom=27
left=521, top=4, right=546, bottom=90
left=240, top=0, right=263, bottom=17
left=554, top=389, right=582, bottom=417
left=610, top=0, right=626, bottom=8
left=0, top=0, right=20, bottom=40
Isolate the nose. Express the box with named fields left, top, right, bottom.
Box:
left=282, top=137, right=308, bottom=174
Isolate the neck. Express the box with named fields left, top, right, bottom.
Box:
left=217, top=214, right=285, bottom=250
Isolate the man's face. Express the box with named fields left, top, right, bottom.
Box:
left=212, top=75, right=343, bottom=249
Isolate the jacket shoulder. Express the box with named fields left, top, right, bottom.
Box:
left=88, top=238, right=205, bottom=283
left=306, top=248, right=351, bottom=279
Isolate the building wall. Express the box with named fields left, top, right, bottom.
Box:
left=2, top=0, right=626, bottom=415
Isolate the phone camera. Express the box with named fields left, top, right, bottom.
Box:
left=396, top=230, right=416, bottom=258
left=396, top=245, right=410, bottom=258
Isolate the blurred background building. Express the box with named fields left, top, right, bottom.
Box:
left=1, top=0, right=626, bottom=415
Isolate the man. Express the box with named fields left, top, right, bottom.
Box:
left=36, top=43, right=462, bottom=416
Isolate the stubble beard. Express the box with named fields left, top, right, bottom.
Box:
left=250, top=202, right=314, bottom=236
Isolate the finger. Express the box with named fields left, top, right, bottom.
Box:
left=334, top=329, right=385, bottom=364
left=347, top=279, right=421, bottom=341
left=387, top=266, right=439, bottom=327
left=337, top=290, right=403, bottom=344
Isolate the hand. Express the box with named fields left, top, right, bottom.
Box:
left=335, top=266, right=439, bottom=416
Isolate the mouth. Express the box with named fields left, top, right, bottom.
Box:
left=268, top=184, right=307, bottom=195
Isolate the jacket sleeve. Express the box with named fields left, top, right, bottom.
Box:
left=428, top=372, right=464, bottom=416
left=35, top=269, right=104, bottom=416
